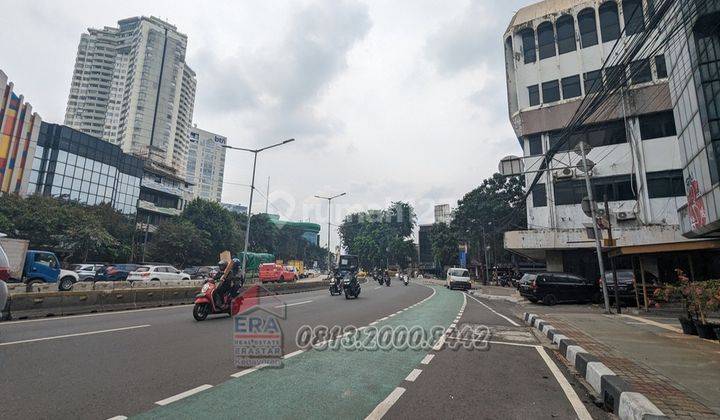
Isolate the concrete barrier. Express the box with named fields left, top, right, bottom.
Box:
left=31, top=283, right=57, bottom=293
left=525, top=313, right=668, bottom=420
left=7, top=283, right=27, bottom=294
left=99, top=289, right=136, bottom=312
left=61, top=290, right=101, bottom=316
left=71, top=282, right=94, bottom=292
left=93, top=281, right=114, bottom=290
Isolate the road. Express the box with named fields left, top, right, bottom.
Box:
left=0, top=280, right=607, bottom=419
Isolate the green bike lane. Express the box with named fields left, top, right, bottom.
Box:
left=134, top=285, right=463, bottom=419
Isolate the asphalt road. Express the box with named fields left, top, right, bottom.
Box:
left=0, top=280, right=607, bottom=419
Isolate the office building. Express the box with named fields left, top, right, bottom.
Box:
left=434, top=204, right=452, bottom=224
left=502, top=0, right=705, bottom=281
left=221, top=202, right=247, bottom=215
left=0, top=70, right=42, bottom=196
left=28, top=123, right=143, bottom=215
left=186, top=126, right=226, bottom=202
left=418, top=224, right=438, bottom=271
left=665, top=2, right=720, bottom=238
left=137, top=160, right=193, bottom=233
left=64, top=16, right=196, bottom=175
left=267, top=214, right=321, bottom=245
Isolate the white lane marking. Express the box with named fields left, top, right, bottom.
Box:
left=449, top=323, right=457, bottom=329
left=420, top=354, right=434, bottom=365
left=379, top=317, right=389, bottom=321
left=405, top=369, right=422, bottom=382
left=231, top=364, right=267, bottom=378
left=365, top=387, right=406, bottom=420
left=155, top=384, right=213, bottom=406
left=283, top=349, right=304, bottom=359
left=444, top=335, right=537, bottom=348
left=535, top=346, right=593, bottom=420
left=369, top=321, right=379, bottom=326
left=466, top=293, right=520, bottom=326
left=432, top=334, right=446, bottom=351
left=620, top=314, right=682, bottom=333
left=275, top=300, right=313, bottom=308
left=0, top=324, right=150, bottom=347
left=106, top=416, right=127, bottom=420
left=373, top=286, right=382, bottom=290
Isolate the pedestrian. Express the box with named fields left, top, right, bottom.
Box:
left=0, top=278, right=7, bottom=322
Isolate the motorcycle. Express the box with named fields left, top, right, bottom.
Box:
left=343, top=273, right=361, bottom=299
left=403, top=275, right=409, bottom=286
left=385, top=275, right=391, bottom=287
left=193, top=278, right=235, bottom=321
left=329, top=274, right=343, bottom=296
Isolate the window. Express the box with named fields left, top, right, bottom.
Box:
left=528, top=134, right=543, bottom=155
left=605, top=64, right=627, bottom=86
left=550, top=119, right=627, bottom=151
left=622, top=0, right=645, bottom=35
left=553, top=179, right=586, bottom=205
left=532, top=184, right=547, bottom=207
left=521, top=29, right=537, bottom=64
left=639, top=111, right=677, bottom=139
left=599, top=2, right=621, bottom=42
left=578, top=8, right=599, bottom=48
left=561, top=75, right=582, bottom=99
left=528, top=85, right=540, bottom=106
left=542, top=80, right=561, bottom=103
left=537, top=22, right=556, bottom=60
left=630, top=59, right=652, bottom=84
left=584, top=70, right=604, bottom=94
left=647, top=170, right=685, bottom=198
left=655, top=55, right=667, bottom=78
left=556, top=15, right=577, bottom=54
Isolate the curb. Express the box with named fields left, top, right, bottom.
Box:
left=467, top=289, right=521, bottom=303
left=523, top=312, right=669, bottom=420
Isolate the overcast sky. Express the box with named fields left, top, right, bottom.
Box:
left=1, top=0, right=528, bottom=246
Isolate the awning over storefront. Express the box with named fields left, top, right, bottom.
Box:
left=608, top=239, right=720, bottom=257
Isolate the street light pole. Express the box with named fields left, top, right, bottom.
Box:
left=224, top=138, right=295, bottom=277
left=315, top=192, right=346, bottom=273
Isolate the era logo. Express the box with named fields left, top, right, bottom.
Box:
left=235, top=316, right=281, bottom=334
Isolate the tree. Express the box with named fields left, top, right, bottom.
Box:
left=147, top=219, right=212, bottom=267
left=181, top=199, right=242, bottom=259
left=451, top=173, right=526, bottom=265
left=431, top=222, right=459, bottom=269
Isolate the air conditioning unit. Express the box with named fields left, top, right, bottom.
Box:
left=574, top=168, right=592, bottom=178
left=615, top=210, right=637, bottom=221
left=553, top=168, right=573, bottom=179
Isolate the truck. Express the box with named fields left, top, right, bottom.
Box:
left=0, top=237, right=79, bottom=291
left=276, top=259, right=306, bottom=278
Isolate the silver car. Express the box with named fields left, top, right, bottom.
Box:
left=72, top=264, right=104, bottom=281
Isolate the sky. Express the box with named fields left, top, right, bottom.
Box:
left=1, top=0, right=529, bottom=247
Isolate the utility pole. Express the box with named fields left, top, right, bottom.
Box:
left=579, top=141, right=612, bottom=313
left=604, top=194, right=622, bottom=314
left=265, top=176, right=270, bottom=214
left=481, top=225, right=490, bottom=285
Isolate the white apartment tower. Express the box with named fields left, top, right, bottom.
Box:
left=186, top=126, right=226, bottom=202
left=64, top=16, right=196, bottom=175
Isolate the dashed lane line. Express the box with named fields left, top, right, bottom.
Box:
left=420, top=354, right=434, bottom=365
left=405, top=369, right=423, bottom=382
left=0, top=324, right=151, bottom=346
left=155, top=384, right=214, bottom=406
left=364, top=387, right=406, bottom=420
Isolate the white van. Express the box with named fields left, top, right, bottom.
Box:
left=446, top=268, right=471, bottom=290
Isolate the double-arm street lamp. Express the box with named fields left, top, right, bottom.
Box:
left=314, top=192, right=346, bottom=273
left=223, top=138, right=295, bottom=276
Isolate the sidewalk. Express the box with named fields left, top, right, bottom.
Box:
left=520, top=305, right=720, bottom=418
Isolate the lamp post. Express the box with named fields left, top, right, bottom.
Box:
left=314, top=192, right=346, bottom=273
left=223, top=138, right=295, bottom=276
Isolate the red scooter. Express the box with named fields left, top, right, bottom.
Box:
left=193, top=278, right=229, bottom=321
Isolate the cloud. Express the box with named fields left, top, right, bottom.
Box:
left=424, top=0, right=525, bottom=75
left=192, top=0, right=371, bottom=146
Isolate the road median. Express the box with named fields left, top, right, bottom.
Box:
left=2, top=279, right=330, bottom=321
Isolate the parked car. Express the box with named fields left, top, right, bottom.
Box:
left=127, top=265, right=191, bottom=282
left=446, top=268, right=472, bottom=290
left=259, top=263, right=297, bottom=283
left=71, top=263, right=104, bottom=281
left=600, top=270, right=658, bottom=304
left=519, top=272, right=598, bottom=305
left=94, top=264, right=143, bottom=282
left=283, top=266, right=299, bottom=282
left=183, top=266, right=214, bottom=279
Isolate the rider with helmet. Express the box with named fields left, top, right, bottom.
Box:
left=213, top=257, right=243, bottom=309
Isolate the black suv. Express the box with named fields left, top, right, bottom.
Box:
left=519, top=272, right=599, bottom=305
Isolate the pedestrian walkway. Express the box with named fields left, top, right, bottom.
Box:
left=523, top=308, right=720, bottom=419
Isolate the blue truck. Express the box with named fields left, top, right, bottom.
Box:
left=0, top=237, right=79, bottom=291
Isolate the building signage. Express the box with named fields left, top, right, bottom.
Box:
left=686, top=173, right=707, bottom=230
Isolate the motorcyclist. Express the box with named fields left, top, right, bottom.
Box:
left=213, top=257, right=243, bottom=309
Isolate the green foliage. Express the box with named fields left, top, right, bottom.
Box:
left=338, top=202, right=417, bottom=269
left=430, top=222, right=458, bottom=269
left=147, top=219, right=212, bottom=267
left=181, top=199, right=242, bottom=259
left=451, top=173, right=526, bottom=264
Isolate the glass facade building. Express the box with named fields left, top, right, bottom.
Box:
left=27, top=123, right=143, bottom=214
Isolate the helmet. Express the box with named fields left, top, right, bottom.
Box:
left=218, top=260, right=229, bottom=271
